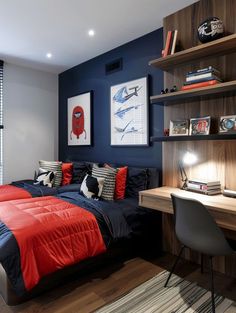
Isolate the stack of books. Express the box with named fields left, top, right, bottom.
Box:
left=186, top=179, right=221, bottom=195
left=162, top=30, right=178, bottom=57
left=181, top=66, right=222, bottom=91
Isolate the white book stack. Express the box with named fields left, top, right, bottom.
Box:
left=186, top=179, right=221, bottom=195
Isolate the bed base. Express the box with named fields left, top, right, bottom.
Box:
left=0, top=235, right=162, bottom=306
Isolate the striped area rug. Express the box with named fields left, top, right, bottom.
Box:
left=95, top=271, right=234, bottom=313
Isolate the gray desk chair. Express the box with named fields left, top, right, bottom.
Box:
left=164, top=193, right=233, bottom=313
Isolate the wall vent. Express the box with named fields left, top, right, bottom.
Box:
left=105, top=58, right=123, bottom=75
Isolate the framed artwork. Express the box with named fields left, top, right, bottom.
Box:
left=219, top=115, right=236, bottom=133
left=67, top=91, right=92, bottom=146
left=169, top=120, right=189, bottom=136
left=189, top=116, right=211, bottom=135
left=110, top=77, right=149, bottom=146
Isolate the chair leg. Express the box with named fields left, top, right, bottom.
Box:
left=164, top=245, right=185, bottom=287
left=201, top=254, right=204, bottom=274
left=209, top=256, right=216, bottom=313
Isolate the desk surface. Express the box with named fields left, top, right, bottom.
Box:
left=139, top=186, right=236, bottom=231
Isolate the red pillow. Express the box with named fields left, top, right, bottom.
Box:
left=104, top=164, right=128, bottom=200
left=114, top=166, right=128, bottom=200
left=61, top=163, right=73, bottom=186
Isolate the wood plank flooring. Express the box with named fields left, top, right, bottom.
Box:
left=1, top=253, right=236, bottom=313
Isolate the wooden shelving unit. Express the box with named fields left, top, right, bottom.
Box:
left=151, top=134, right=236, bottom=142
left=149, top=34, right=236, bottom=71
left=150, top=80, right=236, bottom=104
left=150, top=0, right=236, bottom=279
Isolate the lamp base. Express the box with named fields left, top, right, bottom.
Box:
left=181, top=180, right=188, bottom=190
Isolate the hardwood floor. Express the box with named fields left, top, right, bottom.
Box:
left=1, top=253, right=236, bottom=313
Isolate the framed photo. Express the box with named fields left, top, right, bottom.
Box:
left=219, top=115, right=236, bottom=133
left=110, top=77, right=149, bottom=146
left=169, top=120, right=189, bottom=136
left=67, top=91, right=92, bottom=146
left=190, top=116, right=211, bottom=135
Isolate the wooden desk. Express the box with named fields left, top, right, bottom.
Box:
left=139, top=187, right=236, bottom=277
left=139, top=186, right=236, bottom=233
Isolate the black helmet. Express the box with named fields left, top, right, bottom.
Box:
left=198, top=17, right=224, bottom=43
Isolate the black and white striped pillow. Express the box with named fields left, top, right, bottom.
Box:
left=92, top=165, right=117, bottom=201
left=39, top=160, right=62, bottom=187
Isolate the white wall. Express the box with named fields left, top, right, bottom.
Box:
left=3, top=63, right=58, bottom=183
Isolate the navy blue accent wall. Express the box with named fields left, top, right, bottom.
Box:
left=59, top=28, right=163, bottom=169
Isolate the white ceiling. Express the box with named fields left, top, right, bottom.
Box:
left=0, top=0, right=198, bottom=74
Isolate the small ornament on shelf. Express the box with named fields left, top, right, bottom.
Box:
left=160, top=86, right=177, bottom=94
left=198, top=17, right=224, bottom=43
left=164, top=128, right=169, bottom=136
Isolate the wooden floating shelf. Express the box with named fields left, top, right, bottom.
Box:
left=149, top=34, right=236, bottom=71
left=150, top=80, right=236, bottom=104
left=151, top=134, right=236, bottom=142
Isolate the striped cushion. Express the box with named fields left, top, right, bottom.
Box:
left=39, top=160, right=62, bottom=187
left=92, top=165, right=117, bottom=201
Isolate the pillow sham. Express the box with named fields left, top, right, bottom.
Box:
left=61, top=162, right=73, bottom=186
left=92, top=165, right=117, bottom=201
left=125, top=167, right=148, bottom=198
left=34, top=168, right=55, bottom=187
left=39, top=160, right=62, bottom=187
left=72, top=161, right=91, bottom=184
left=80, top=174, right=104, bottom=199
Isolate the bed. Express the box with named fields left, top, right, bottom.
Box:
left=0, top=166, right=161, bottom=305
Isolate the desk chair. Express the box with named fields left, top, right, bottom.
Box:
left=164, top=194, right=233, bottom=313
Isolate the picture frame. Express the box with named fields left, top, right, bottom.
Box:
left=169, top=120, right=189, bottom=136
left=189, top=116, right=211, bottom=135
left=219, top=115, right=236, bottom=133
left=110, top=76, right=149, bottom=146
left=67, top=91, right=92, bottom=146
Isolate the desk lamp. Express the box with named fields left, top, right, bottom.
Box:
left=179, top=151, right=197, bottom=190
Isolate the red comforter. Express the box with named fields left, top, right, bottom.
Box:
left=0, top=185, right=31, bottom=202
left=0, top=196, right=106, bottom=292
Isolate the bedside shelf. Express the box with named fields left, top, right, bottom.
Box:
left=150, top=80, right=236, bottom=104
left=149, top=34, right=236, bottom=71
left=151, top=134, right=236, bottom=142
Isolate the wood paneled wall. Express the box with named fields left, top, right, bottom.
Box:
left=161, top=0, right=236, bottom=276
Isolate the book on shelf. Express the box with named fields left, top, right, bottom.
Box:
left=187, top=66, right=221, bottom=77
left=188, top=179, right=221, bottom=187
left=186, top=73, right=222, bottom=82
left=163, top=31, right=172, bottom=57
left=181, top=80, right=220, bottom=91
left=170, top=30, right=178, bottom=55
left=184, top=76, right=222, bottom=85
left=168, top=31, right=174, bottom=55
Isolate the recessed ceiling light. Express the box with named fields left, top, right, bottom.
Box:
left=46, top=52, right=52, bottom=59
left=88, top=29, right=95, bottom=37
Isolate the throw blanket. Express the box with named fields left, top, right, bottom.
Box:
left=0, top=180, right=57, bottom=202
left=0, top=185, right=31, bottom=202
left=0, top=196, right=106, bottom=295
